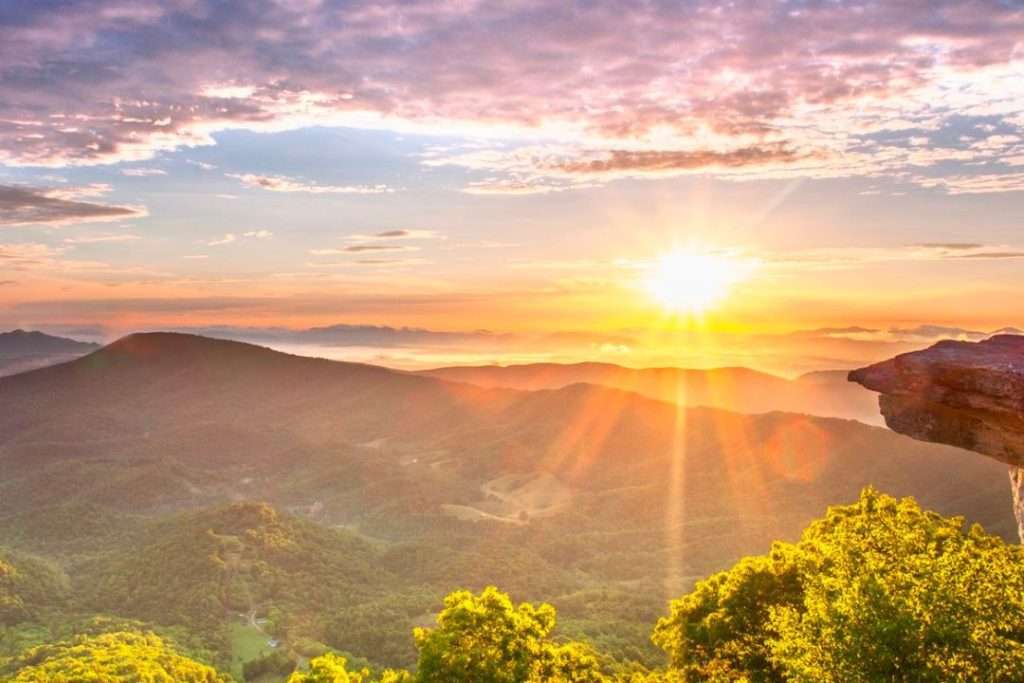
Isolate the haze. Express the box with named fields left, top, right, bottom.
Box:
left=2, top=1, right=1023, bottom=373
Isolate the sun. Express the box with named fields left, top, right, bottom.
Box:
left=643, top=249, right=752, bottom=314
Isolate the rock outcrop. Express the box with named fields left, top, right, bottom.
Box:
left=849, top=334, right=1024, bottom=541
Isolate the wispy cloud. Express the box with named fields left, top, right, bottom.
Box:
left=63, top=233, right=141, bottom=244
left=0, top=242, right=116, bottom=274
left=913, top=172, right=1024, bottom=194
left=228, top=173, right=394, bottom=194
left=205, top=233, right=237, bottom=247
left=345, top=229, right=442, bottom=241
left=203, top=230, right=272, bottom=247
left=802, top=324, right=1022, bottom=344
left=305, top=257, right=430, bottom=268
left=120, top=168, right=166, bottom=177
left=0, top=184, right=145, bottom=227
left=765, top=243, right=1024, bottom=270
left=310, top=244, right=417, bottom=255
left=461, top=178, right=593, bottom=196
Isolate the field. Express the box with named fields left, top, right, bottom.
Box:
left=228, top=620, right=275, bottom=680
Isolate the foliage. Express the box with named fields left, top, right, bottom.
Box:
left=653, top=546, right=802, bottom=682
left=243, top=649, right=294, bottom=680
left=654, top=489, right=1024, bottom=682
left=413, top=586, right=606, bottom=683
left=287, top=653, right=371, bottom=682
left=81, top=503, right=388, bottom=650
left=0, top=559, right=25, bottom=626
left=1, top=630, right=232, bottom=682
left=0, top=549, right=67, bottom=627
left=5, top=490, right=1023, bottom=682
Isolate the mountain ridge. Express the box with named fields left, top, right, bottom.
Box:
left=0, top=329, right=100, bottom=378
left=418, top=358, right=881, bottom=424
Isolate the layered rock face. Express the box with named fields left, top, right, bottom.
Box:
left=849, top=334, right=1024, bottom=541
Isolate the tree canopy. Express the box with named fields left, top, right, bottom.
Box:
left=413, top=586, right=605, bottom=683
left=2, top=631, right=230, bottom=682
left=654, top=488, right=1024, bottom=682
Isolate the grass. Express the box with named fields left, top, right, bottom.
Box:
left=228, top=620, right=272, bottom=680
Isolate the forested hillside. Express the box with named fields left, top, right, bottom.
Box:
left=3, top=492, right=1022, bottom=681
left=0, top=334, right=1019, bottom=680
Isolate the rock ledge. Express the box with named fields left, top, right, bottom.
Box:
left=850, top=335, right=1024, bottom=541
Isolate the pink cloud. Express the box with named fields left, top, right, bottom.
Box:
left=228, top=173, right=394, bottom=194
left=0, top=184, right=145, bottom=226
left=0, top=0, right=1021, bottom=194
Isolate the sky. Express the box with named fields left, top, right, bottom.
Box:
left=1, top=0, right=1024, bottom=372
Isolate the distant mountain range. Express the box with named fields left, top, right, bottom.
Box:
left=0, top=329, right=99, bottom=377
left=419, top=361, right=883, bottom=424
left=0, top=327, right=881, bottom=423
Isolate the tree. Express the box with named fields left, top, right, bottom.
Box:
left=654, top=489, right=1024, bottom=682
left=287, top=653, right=370, bottom=683
left=4, top=631, right=230, bottom=682
left=770, top=489, right=1024, bottom=682
left=652, top=546, right=802, bottom=681
left=0, top=559, right=28, bottom=625
left=413, top=586, right=606, bottom=683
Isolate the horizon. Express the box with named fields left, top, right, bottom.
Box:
left=2, top=1, right=1024, bottom=371
left=7, top=320, right=1023, bottom=376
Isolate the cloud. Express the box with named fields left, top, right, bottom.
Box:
left=431, top=144, right=812, bottom=192
left=203, top=230, right=271, bottom=246
left=765, top=243, right=1024, bottom=270
left=913, top=172, right=1024, bottom=194
left=805, top=324, right=1023, bottom=344
left=913, top=243, right=984, bottom=250
left=545, top=145, right=805, bottom=177
left=63, top=233, right=141, bottom=244
left=0, top=184, right=145, bottom=226
left=206, top=233, right=237, bottom=246
left=461, top=178, right=591, bottom=196
left=0, top=0, right=1022, bottom=196
left=228, top=173, right=394, bottom=194
left=310, top=244, right=416, bottom=255
left=351, top=258, right=424, bottom=266
left=0, top=242, right=113, bottom=273
left=120, top=168, right=166, bottom=176
left=346, top=229, right=442, bottom=240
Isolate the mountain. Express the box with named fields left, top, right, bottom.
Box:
left=0, top=332, right=1017, bottom=671
left=0, top=329, right=99, bottom=377
left=418, top=361, right=882, bottom=424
